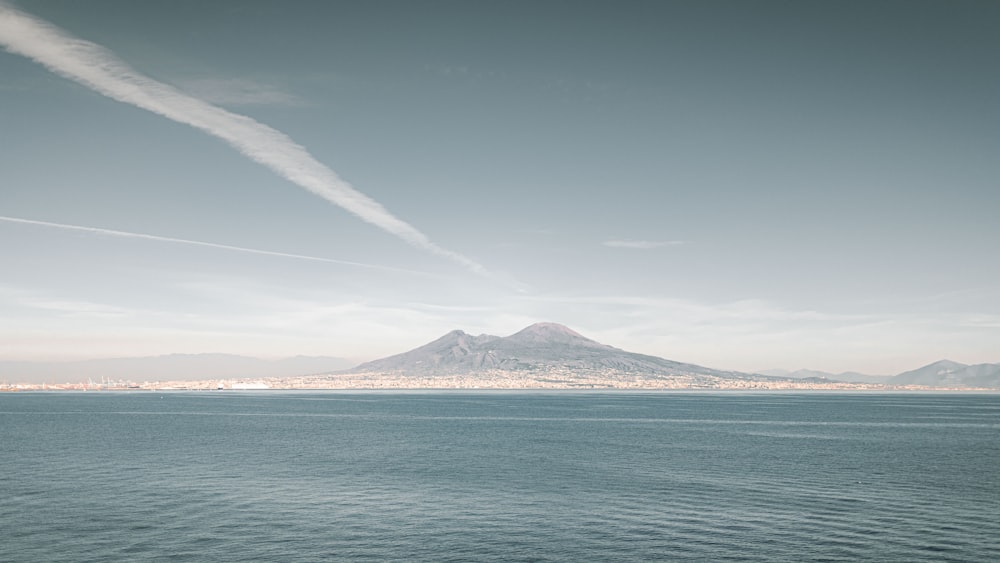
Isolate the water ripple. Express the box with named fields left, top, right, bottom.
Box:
left=2, top=392, right=998, bottom=561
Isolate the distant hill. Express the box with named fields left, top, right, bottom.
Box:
left=889, top=360, right=1000, bottom=388
left=351, top=322, right=767, bottom=381
left=0, top=354, right=353, bottom=384
left=763, top=361, right=1000, bottom=388
left=759, top=368, right=891, bottom=385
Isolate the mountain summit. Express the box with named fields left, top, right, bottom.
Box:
left=350, top=322, right=746, bottom=380
left=503, top=322, right=600, bottom=346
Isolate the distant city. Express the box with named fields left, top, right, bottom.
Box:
left=5, top=323, right=997, bottom=392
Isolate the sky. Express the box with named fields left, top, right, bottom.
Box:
left=1, top=0, right=998, bottom=375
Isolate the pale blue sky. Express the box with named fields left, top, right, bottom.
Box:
left=1, top=0, right=998, bottom=373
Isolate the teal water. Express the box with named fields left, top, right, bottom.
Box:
left=2, top=392, right=998, bottom=561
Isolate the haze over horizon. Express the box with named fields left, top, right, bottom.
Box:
left=2, top=0, right=998, bottom=375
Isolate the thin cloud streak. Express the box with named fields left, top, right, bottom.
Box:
left=0, top=215, right=438, bottom=277
left=175, top=77, right=305, bottom=107
left=521, top=293, right=875, bottom=325
left=603, top=239, right=685, bottom=249
left=0, top=2, right=488, bottom=276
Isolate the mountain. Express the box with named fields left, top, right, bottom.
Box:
left=759, top=368, right=891, bottom=385
left=890, top=360, right=1000, bottom=388
left=347, top=324, right=1000, bottom=389
left=0, top=354, right=353, bottom=384
left=351, top=322, right=759, bottom=381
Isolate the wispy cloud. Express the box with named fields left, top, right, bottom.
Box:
left=956, top=314, right=1000, bottom=329
left=603, top=239, right=685, bottom=249
left=0, top=215, right=438, bottom=277
left=523, top=294, right=874, bottom=327
left=175, top=77, right=305, bottom=107
left=0, top=2, right=488, bottom=276
left=0, top=285, right=136, bottom=320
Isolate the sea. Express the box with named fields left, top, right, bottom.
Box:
left=2, top=391, right=998, bottom=562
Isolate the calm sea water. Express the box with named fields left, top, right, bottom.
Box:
left=2, top=392, right=998, bottom=561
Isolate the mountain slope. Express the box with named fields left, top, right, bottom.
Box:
left=351, top=329, right=502, bottom=372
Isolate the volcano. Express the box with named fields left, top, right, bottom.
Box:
left=349, top=322, right=750, bottom=380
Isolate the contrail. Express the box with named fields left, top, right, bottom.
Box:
left=0, top=2, right=488, bottom=276
left=0, top=215, right=439, bottom=277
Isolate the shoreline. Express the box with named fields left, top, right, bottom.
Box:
left=4, top=376, right=996, bottom=393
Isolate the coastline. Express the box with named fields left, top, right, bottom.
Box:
left=4, top=371, right=995, bottom=393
